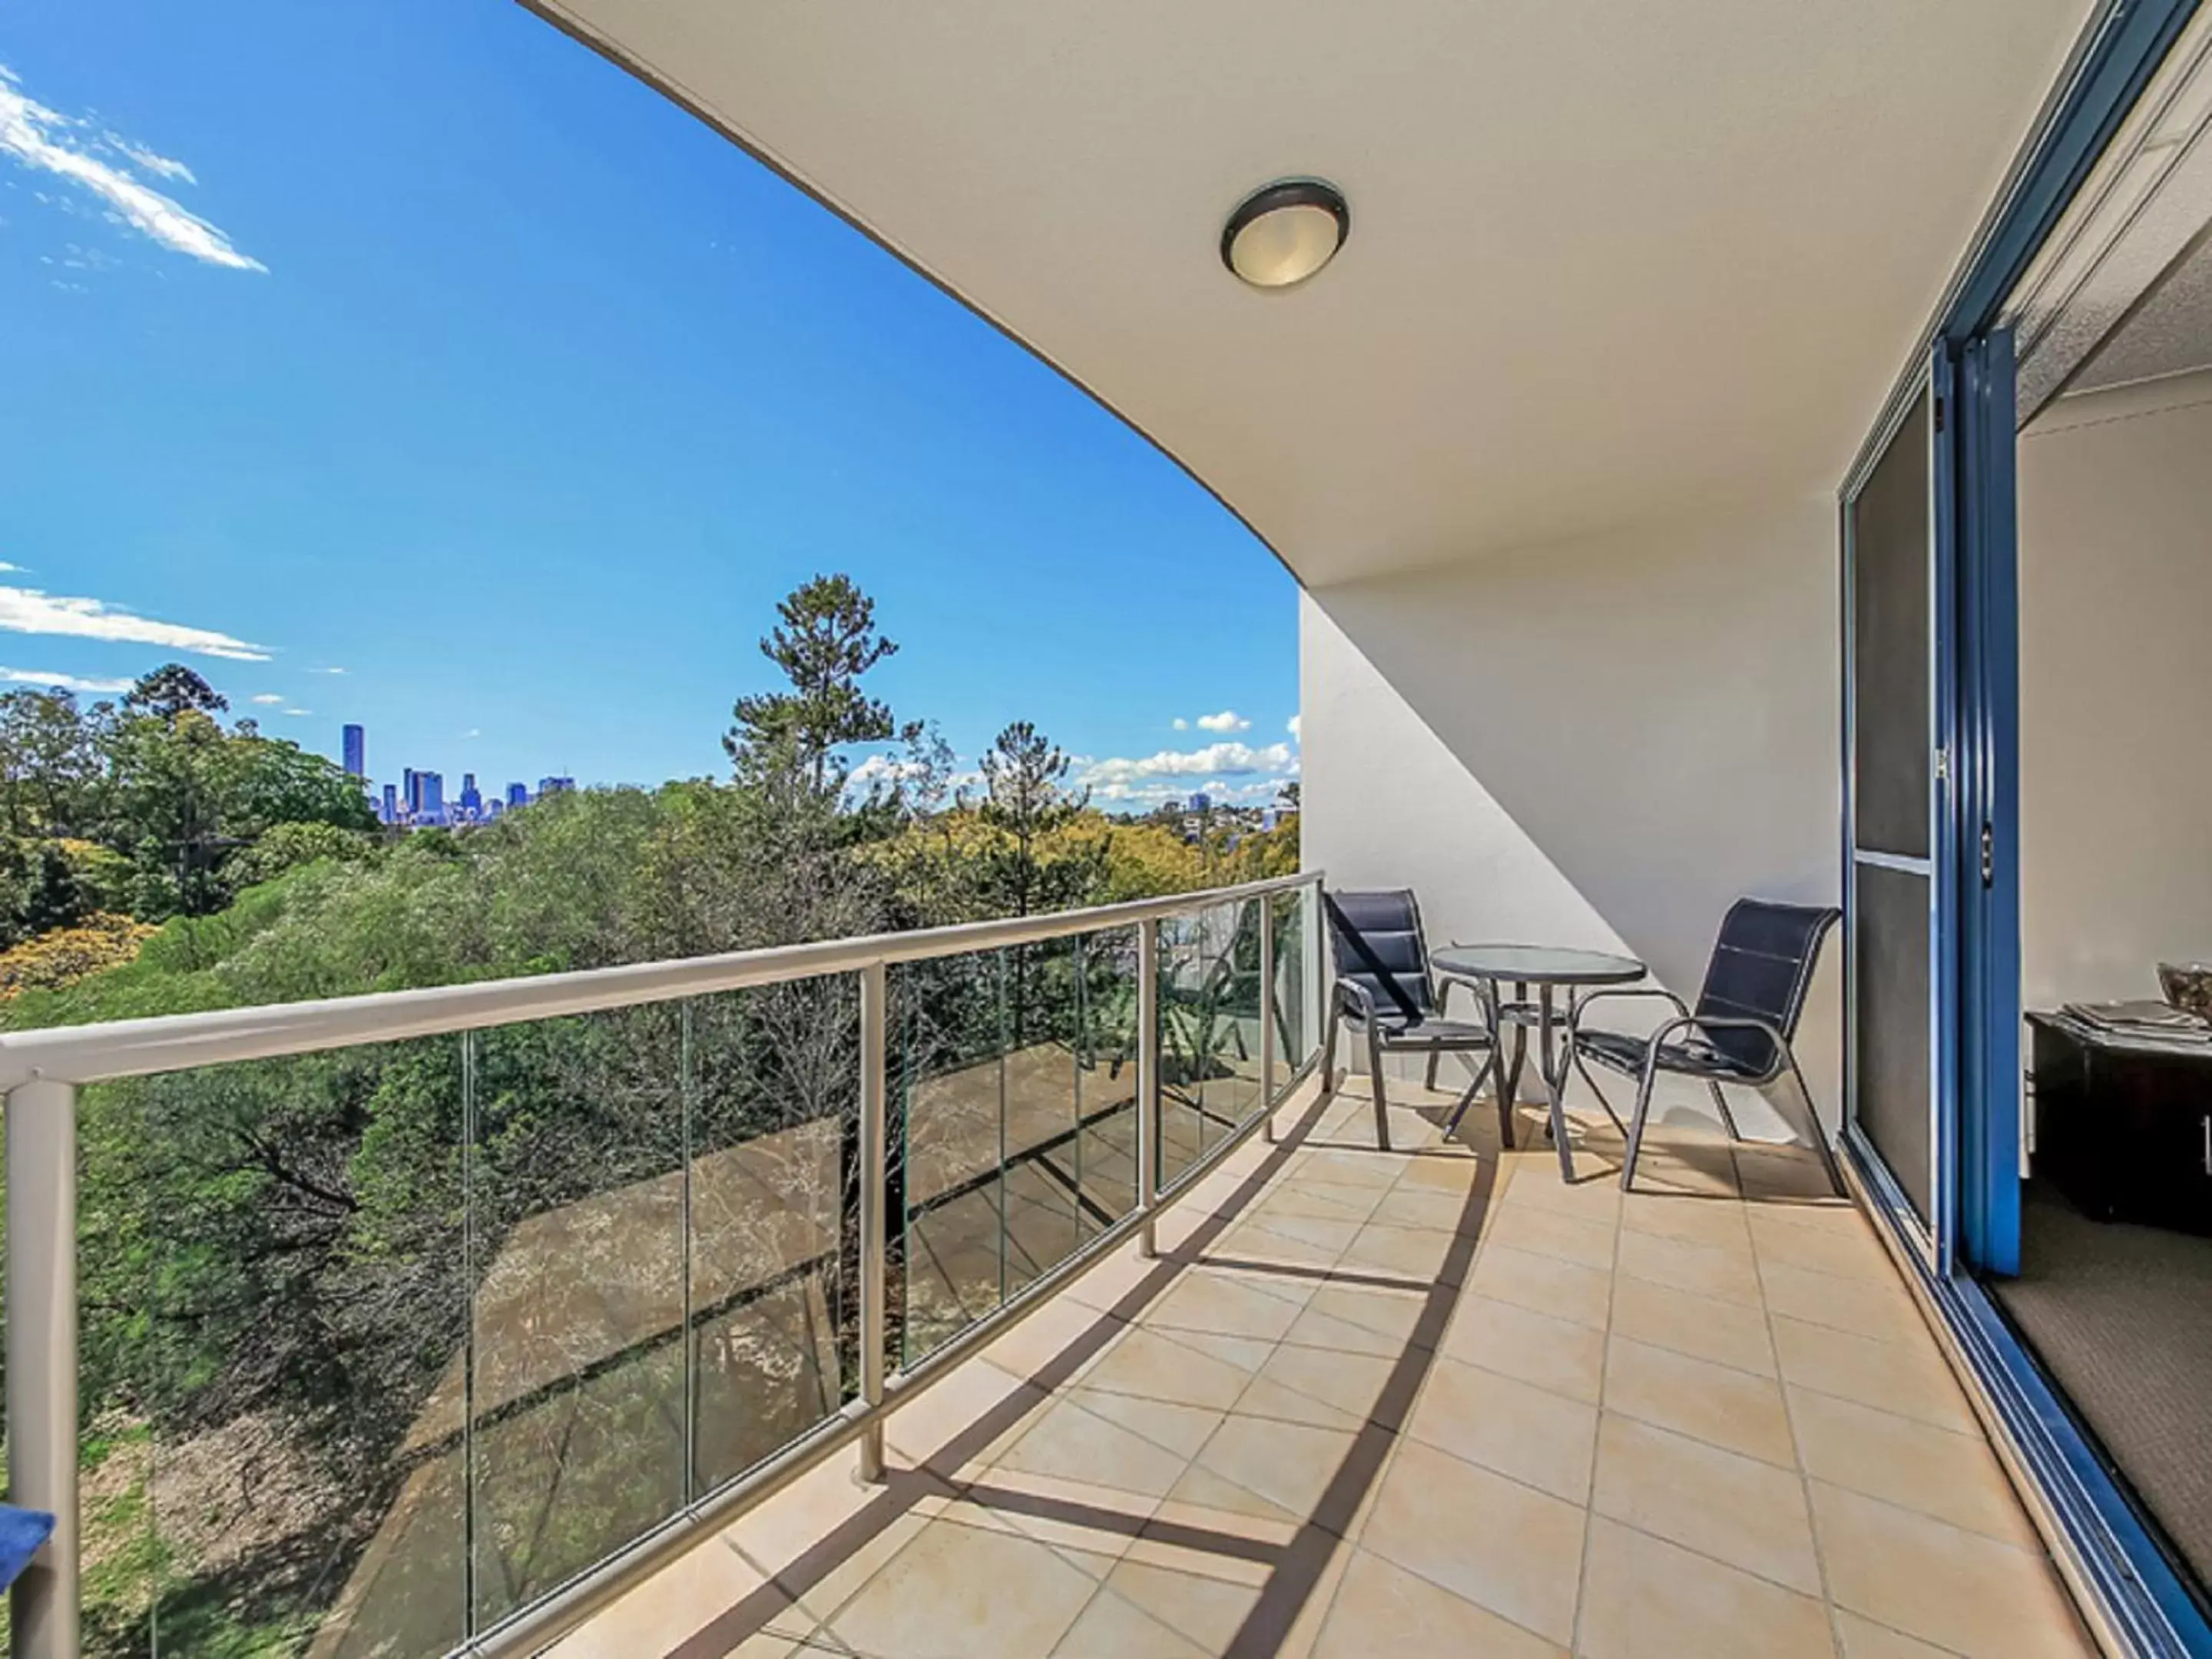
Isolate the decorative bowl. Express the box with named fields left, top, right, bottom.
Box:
left=2157, top=962, right=2212, bottom=1022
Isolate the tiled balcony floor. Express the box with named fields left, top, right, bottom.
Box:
left=553, top=1080, right=2094, bottom=1659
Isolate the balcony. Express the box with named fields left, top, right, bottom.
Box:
left=546, top=1081, right=2091, bottom=1659
left=0, top=873, right=2090, bottom=1657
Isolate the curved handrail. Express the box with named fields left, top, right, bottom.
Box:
left=0, top=870, right=1320, bottom=1090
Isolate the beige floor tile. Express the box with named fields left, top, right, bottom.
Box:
left=1737, top=1147, right=1848, bottom=1204
left=1833, top=1608, right=1959, bottom=1657
left=1483, top=1203, right=1620, bottom=1270
left=885, top=1356, right=1047, bottom=1465
left=1627, top=1149, right=1740, bottom=1199
left=939, top=1465, right=1156, bottom=1571
left=1313, top=1547, right=1567, bottom=1656
left=1240, top=1343, right=1398, bottom=1429
left=724, top=1448, right=887, bottom=1581
left=1590, top=1414, right=1821, bottom=1595
left=1787, top=1387, right=2036, bottom=1545
left=1497, top=1164, right=1624, bottom=1222
left=1393, top=1150, right=1485, bottom=1194
left=1062, top=1386, right=1225, bottom=1461
left=823, top=1518, right=1101, bottom=1658
left=1604, top=1334, right=1797, bottom=1466
left=1759, top=1261, right=1927, bottom=1344
left=1369, top=1183, right=1484, bottom=1233
left=1163, top=1461, right=1304, bottom=1526
left=1577, top=1515, right=1835, bottom=1658
left=1615, top=1230, right=1765, bottom=1308
left=1619, top=1190, right=1753, bottom=1251
left=1296, top=1147, right=1403, bottom=1190
left=550, top=1534, right=766, bottom=1657
left=1080, top=1326, right=1265, bottom=1412
left=1121, top=1492, right=1298, bottom=1585
left=995, top=1394, right=1195, bottom=1500
left=1060, top=1242, right=1174, bottom=1319
left=1810, top=1481, right=2093, bottom=1658
left=1750, top=1207, right=1893, bottom=1280
left=1405, top=1353, right=1598, bottom=1502
left=1049, top=1583, right=1210, bottom=1657
left=1608, top=1273, right=1777, bottom=1377
left=1770, top=1315, right=1977, bottom=1433
left=1438, top=1292, right=1608, bottom=1403
left=1192, top=1413, right=1361, bottom=1527
left=1359, top=1437, right=1586, bottom=1645
left=1147, top=1270, right=1310, bottom=1343
left=781, top=1506, right=939, bottom=1631
left=1098, top=1558, right=1266, bottom=1652
left=1280, top=1286, right=1433, bottom=1359
left=1340, top=1220, right=1462, bottom=1280
left=1256, top=1179, right=1389, bottom=1224
left=1465, top=1241, right=1614, bottom=1330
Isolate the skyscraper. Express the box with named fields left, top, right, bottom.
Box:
left=381, top=783, right=399, bottom=823
left=459, top=773, right=482, bottom=816
left=506, top=781, right=528, bottom=810
left=342, top=724, right=366, bottom=781
left=538, top=776, right=575, bottom=796
left=419, top=771, right=445, bottom=821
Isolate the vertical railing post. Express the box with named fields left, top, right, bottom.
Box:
left=856, top=962, right=889, bottom=1484
left=8, top=1077, right=79, bottom=1659
left=1258, top=898, right=1277, bottom=1141
left=1137, top=918, right=1160, bottom=1259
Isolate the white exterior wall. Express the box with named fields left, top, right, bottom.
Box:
left=1300, top=495, right=1843, bottom=1141
left=2019, top=369, right=2212, bottom=1012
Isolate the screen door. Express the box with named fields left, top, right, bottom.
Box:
left=1843, top=349, right=1959, bottom=1256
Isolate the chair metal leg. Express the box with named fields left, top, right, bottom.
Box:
left=1707, top=1080, right=1743, bottom=1141
left=1320, top=1004, right=1340, bottom=1098
left=1782, top=1048, right=1847, bottom=1197
left=1572, top=1051, right=1627, bottom=1136
left=1620, top=1051, right=1662, bottom=1192
left=1367, top=1023, right=1392, bottom=1152
left=1424, top=1048, right=1440, bottom=1091
left=1440, top=1048, right=1499, bottom=1141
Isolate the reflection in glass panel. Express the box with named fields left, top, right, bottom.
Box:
left=1158, top=900, right=1266, bottom=1190
left=998, top=940, right=1084, bottom=1295
left=119, top=1040, right=468, bottom=1659
left=688, top=977, right=856, bottom=1495
left=1271, top=888, right=1312, bottom=1092
left=893, top=950, right=1008, bottom=1364
left=1075, top=927, right=1141, bottom=1237
left=466, top=1005, right=687, bottom=1628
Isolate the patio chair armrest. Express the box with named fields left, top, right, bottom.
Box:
left=1566, top=985, right=1686, bottom=1041
left=1637, top=1012, right=1792, bottom=1080
left=1333, top=977, right=1381, bottom=1021
left=1435, top=974, right=1490, bottom=1025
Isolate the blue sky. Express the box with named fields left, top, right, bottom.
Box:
left=0, top=0, right=1298, bottom=809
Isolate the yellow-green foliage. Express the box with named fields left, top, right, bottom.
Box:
left=0, top=912, right=158, bottom=1000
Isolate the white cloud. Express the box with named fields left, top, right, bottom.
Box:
left=281, top=707, right=310, bottom=717
left=0, top=67, right=263, bottom=270
left=107, top=136, right=195, bottom=184
left=250, top=692, right=284, bottom=705
left=1194, top=710, right=1250, bottom=733
left=0, top=581, right=270, bottom=660
left=1286, top=713, right=1301, bottom=739
left=849, top=753, right=928, bottom=789
left=317, top=666, right=346, bottom=675
left=1078, top=740, right=1296, bottom=801
left=0, top=666, right=132, bottom=694
left=1171, top=717, right=1188, bottom=731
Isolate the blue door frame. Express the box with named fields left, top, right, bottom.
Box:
left=1842, top=0, right=2209, bottom=1651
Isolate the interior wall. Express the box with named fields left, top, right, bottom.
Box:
left=2019, top=367, right=2212, bottom=1012
left=1300, top=494, right=1843, bottom=1141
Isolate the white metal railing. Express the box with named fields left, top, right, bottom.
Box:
left=1, top=869, right=1324, bottom=1659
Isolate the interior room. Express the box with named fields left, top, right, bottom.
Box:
left=2000, top=30, right=2212, bottom=1610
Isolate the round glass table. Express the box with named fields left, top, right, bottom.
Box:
left=1429, top=943, right=1644, bottom=1181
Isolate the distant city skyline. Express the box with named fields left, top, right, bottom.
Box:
left=0, top=2, right=1300, bottom=809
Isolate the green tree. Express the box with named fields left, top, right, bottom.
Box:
left=724, top=575, right=915, bottom=793
left=975, top=721, right=1102, bottom=919
left=122, top=662, right=229, bottom=720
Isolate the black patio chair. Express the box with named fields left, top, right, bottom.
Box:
left=1567, top=898, right=1843, bottom=1194
left=1320, top=889, right=1499, bottom=1151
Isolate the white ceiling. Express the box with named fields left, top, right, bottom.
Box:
left=535, top=0, right=2091, bottom=587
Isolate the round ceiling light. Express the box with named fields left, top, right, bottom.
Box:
left=1221, top=179, right=1349, bottom=290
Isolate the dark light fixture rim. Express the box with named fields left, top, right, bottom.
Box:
left=1220, top=177, right=1350, bottom=282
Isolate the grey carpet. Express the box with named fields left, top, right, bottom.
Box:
left=1994, top=1181, right=2212, bottom=1593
